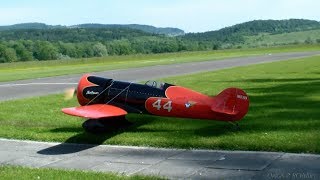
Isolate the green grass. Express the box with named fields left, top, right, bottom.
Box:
left=0, top=165, right=163, bottom=180
left=245, top=29, right=320, bottom=47
left=0, top=45, right=319, bottom=82
left=0, top=56, right=319, bottom=153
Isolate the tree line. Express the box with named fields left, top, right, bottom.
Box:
left=0, top=19, right=320, bottom=63
left=0, top=38, right=210, bottom=63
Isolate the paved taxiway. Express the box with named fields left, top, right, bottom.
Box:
left=1, top=51, right=319, bottom=101
left=1, top=138, right=319, bottom=179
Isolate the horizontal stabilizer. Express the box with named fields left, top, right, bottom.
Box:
left=62, top=104, right=127, bottom=119
left=166, top=86, right=209, bottom=101
left=211, top=107, right=239, bottom=115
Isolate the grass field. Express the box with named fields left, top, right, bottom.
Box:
left=0, top=45, right=319, bottom=82
left=245, top=29, right=320, bottom=47
left=0, top=55, right=319, bottom=153
left=0, top=166, right=162, bottom=180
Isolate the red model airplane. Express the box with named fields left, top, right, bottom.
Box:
left=62, top=74, right=249, bottom=132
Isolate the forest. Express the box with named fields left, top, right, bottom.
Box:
left=0, top=19, right=319, bottom=63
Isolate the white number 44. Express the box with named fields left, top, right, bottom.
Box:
left=152, top=99, right=172, bottom=112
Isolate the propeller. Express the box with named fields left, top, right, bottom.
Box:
left=64, top=88, right=76, bottom=100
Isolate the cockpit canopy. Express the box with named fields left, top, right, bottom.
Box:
left=144, top=80, right=173, bottom=90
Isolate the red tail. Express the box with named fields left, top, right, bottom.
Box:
left=211, top=88, right=249, bottom=121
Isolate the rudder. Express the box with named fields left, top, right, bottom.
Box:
left=211, top=88, right=249, bottom=121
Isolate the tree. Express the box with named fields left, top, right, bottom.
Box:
left=18, top=48, right=33, bottom=61
left=0, top=47, right=18, bottom=62
left=108, top=40, right=133, bottom=55
left=0, top=44, right=6, bottom=63
left=304, top=37, right=313, bottom=44
left=92, top=42, right=108, bottom=57
left=58, top=42, right=78, bottom=58
left=21, top=40, right=35, bottom=52
left=12, top=42, right=33, bottom=61
left=34, top=41, right=58, bottom=60
left=212, top=42, right=221, bottom=50
left=82, top=42, right=95, bottom=57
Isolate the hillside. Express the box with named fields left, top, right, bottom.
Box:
left=0, top=28, right=154, bottom=42
left=73, top=24, right=185, bottom=36
left=243, top=29, right=320, bottom=47
left=182, top=19, right=320, bottom=44
left=0, top=23, right=184, bottom=36
left=0, top=19, right=319, bottom=63
left=0, top=23, right=65, bottom=31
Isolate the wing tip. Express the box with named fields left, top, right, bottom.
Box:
left=62, top=104, right=127, bottom=119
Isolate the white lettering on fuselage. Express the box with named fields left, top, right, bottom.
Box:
left=86, top=91, right=99, bottom=95
left=237, top=95, right=248, bottom=100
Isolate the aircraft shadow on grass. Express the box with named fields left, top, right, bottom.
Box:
left=37, top=117, right=155, bottom=155
left=37, top=115, right=238, bottom=156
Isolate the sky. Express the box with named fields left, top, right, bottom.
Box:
left=0, top=0, right=319, bottom=32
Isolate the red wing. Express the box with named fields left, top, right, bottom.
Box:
left=62, top=104, right=127, bottom=119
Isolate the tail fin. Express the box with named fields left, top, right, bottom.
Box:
left=211, top=88, right=249, bottom=121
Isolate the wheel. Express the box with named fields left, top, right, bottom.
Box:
left=82, top=116, right=132, bottom=134
left=82, top=119, right=107, bottom=134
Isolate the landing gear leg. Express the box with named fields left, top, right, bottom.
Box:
left=82, top=116, right=132, bottom=134
left=228, top=122, right=240, bottom=130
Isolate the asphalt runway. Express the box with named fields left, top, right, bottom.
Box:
left=0, top=51, right=319, bottom=101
